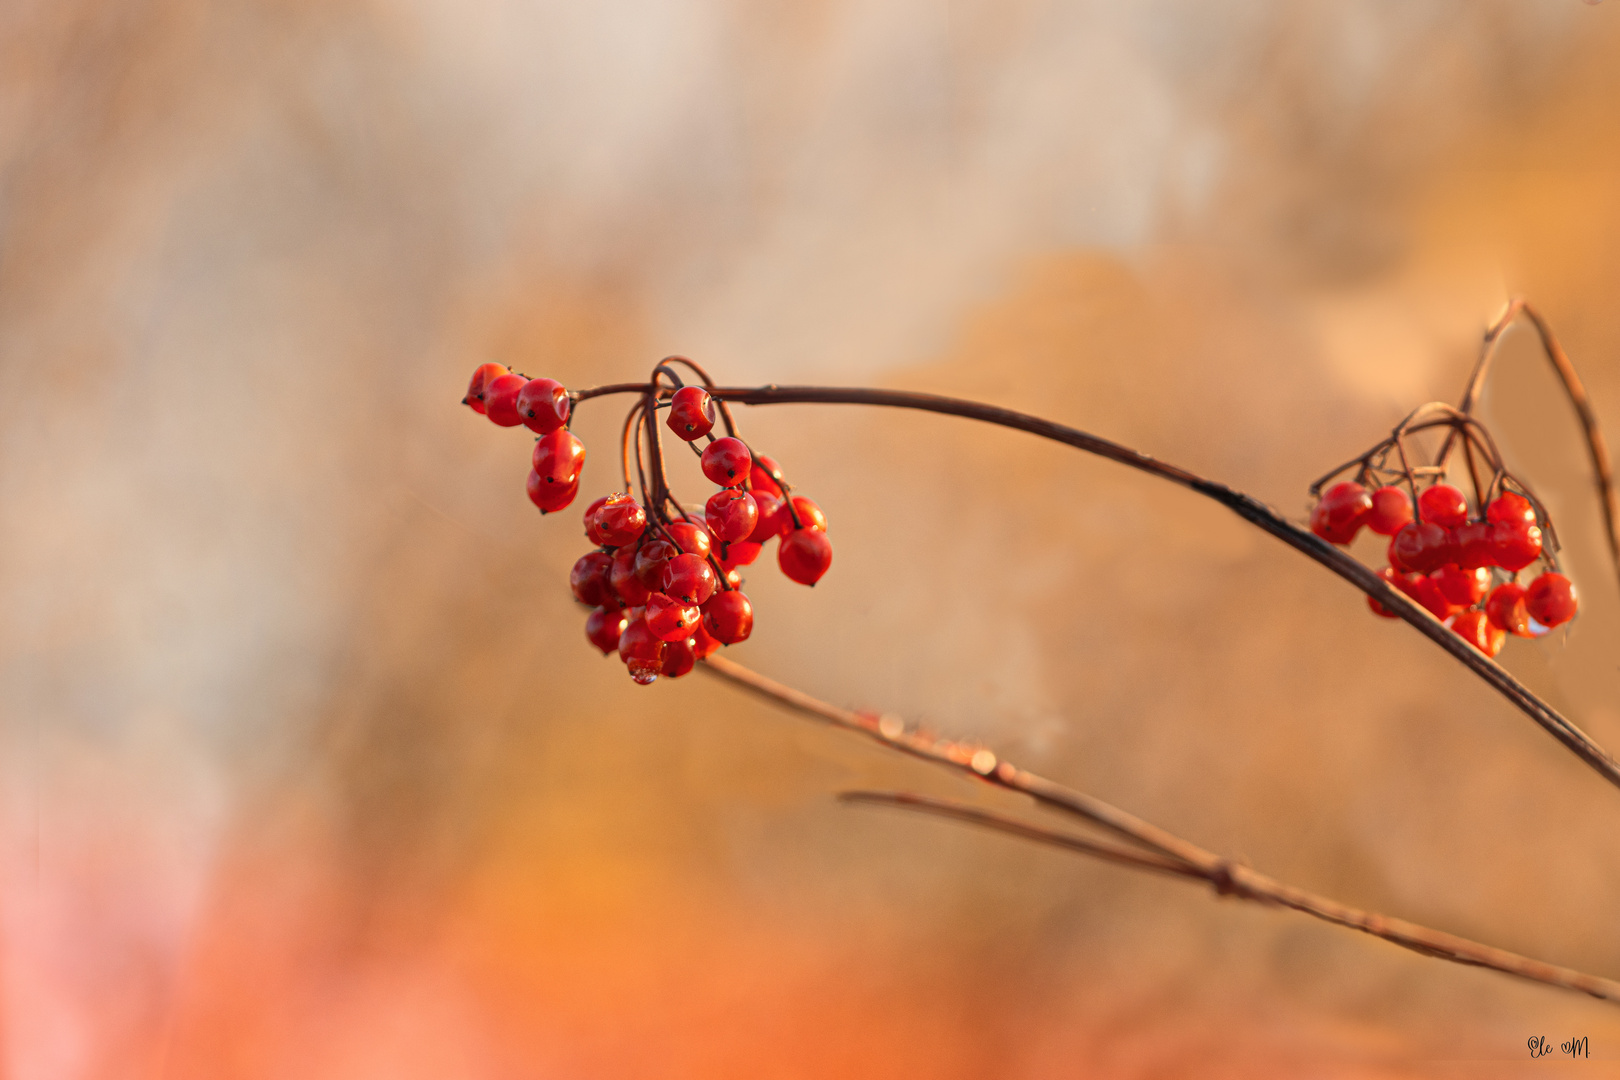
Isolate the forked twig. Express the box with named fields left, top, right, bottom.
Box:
left=697, top=656, right=1620, bottom=1003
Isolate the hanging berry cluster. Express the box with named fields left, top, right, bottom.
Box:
left=1309, top=403, right=1577, bottom=658
left=463, top=357, right=833, bottom=684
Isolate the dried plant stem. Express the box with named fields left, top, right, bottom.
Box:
left=697, top=655, right=1620, bottom=1004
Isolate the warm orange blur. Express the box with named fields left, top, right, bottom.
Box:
left=5, top=3, right=1620, bottom=1077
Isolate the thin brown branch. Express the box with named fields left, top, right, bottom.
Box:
left=840, top=789, right=1620, bottom=1003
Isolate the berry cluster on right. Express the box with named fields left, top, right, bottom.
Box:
left=1312, top=480, right=1577, bottom=656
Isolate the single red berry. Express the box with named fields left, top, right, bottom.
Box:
left=660, top=636, right=697, bottom=678
left=1489, top=520, right=1542, bottom=572
left=611, top=546, right=651, bottom=606
left=618, top=617, right=665, bottom=684
left=1418, top=484, right=1469, bottom=528
left=1311, top=482, right=1372, bottom=544
left=463, top=362, right=508, bottom=414
left=1452, top=522, right=1495, bottom=570
left=747, top=492, right=784, bottom=544
left=688, top=620, right=721, bottom=660
left=1430, top=563, right=1491, bottom=607
left=664, top=520, right=713, bottom=560
left=706, top=488, right=758, bottom=542
left=748, top=454, right=784, bottom=497
left=594, top=494, right=647, bottom=547
left=1366, top=486, right=1413, bottom=536
left=763, top=495, right=826, bottom=538
left=1367, top=567, right=1409, bottom=618
left=718, top=540, right=761, bottom=570
left=645, top=592, right=702, bottom=641
left=1408, top=575, right=1457, bottom=620
left=485, top=373, right=528, bottom=427
left=1524, top=572, right=1578, bottom=627
left=515, top=377, right=570, bottom=434
left=778, top=528, right=832, bottom=585
left=663, top=552, right=717, bottom=606
left=700, top=437, right=752, bottom=486
left=635, top=538, right=679, bottom=589
left=527, top=470, right=578, bottom=514
left=1390, top=521, right=1453, bottom=574
left=1486, top=491, right=1535, bottom=526
left=1451, top=610, right=1506, bottom=657
left=583, top=496, right=612, bottom=545
left=666, top=385, right=716, bottom=441
left=1484, top=582, right=1533, bottom=637
left=701, top=590, right=754, bottom=644
left=532, top=429, right=586, bottom=487
left=570, top=551, right=616, bottom=607
left=585, top=606, right=628, bottom=655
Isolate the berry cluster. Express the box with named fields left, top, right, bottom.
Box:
left=465, top=360, right=833, bottom=684
left=1312, top=480, right=1578, bottom=656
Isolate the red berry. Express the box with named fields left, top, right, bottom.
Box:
left=532, top=429, right=586, bottom=487
left=618, top=617, right=665, bottom=684
left=747, top=492, right=784, bottom=544
left=1366, top=486, right=1413, bottom=536
left=763, top=495, right=826, bottom=538
left=570, top=551, right=616, bottom=606
left=585, top=606, right=627, bottom=655
left=515, top=377, right=570, bottom=434
left=1311, top=482, right=1372, bottom=544
left=718, top=540, right=761, bottom=569
left=701, top=590, right=754, bottom=643
left=1489, top=520, right=1542, bottom=572
left=660, top=636, right=697, bottom=678
left=705, top=488, right=758, bottom=542
left=1453, top=522, right=1494, bottom=569
left=1485, top=582, right=1533, bottom=637
left=635, top=538, right=679, bottom=590
left=778, top=528, right=832, bottom=585
left=527, top=470, right=578, bottom=514
left=1430, top=563, right=1491, bottom=607
left=611, top=547, right=651, bottom=606
left=646, top=592, right=702, bottom=641
left=748, top=454, right=784, bottom=497
left=663, top=552, right=717, bottom=605
left=664, top=520, right=713, bottom=560
left=1486, top=491, right=1535, bottom=526
left=1452, top=610, right=1506, bottom=657
left=593, top=494, right=647, bottom=547
left=583, top=496, right=612, bottom=545
left=1408, top=575, right=1457, bottom=620
left=1418, top=484, right=1469, bottom=528
left=666, top=385, right=716, bottom=441
left=463, top=362, right=508, bottom=415
left=1390, top=521, right=1453, bottom=574
left=485, top=373, right=528, bottom=427
left=1524, top=572, right=1578, bottom=627
left=700, top=437, right=752, bottom=486
left=688, top=620, right=721, bottom=660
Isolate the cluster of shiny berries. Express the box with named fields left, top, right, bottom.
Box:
left=465, top=362, right=833, bottom=684
left=1311, top=481, right=1578, bottom=657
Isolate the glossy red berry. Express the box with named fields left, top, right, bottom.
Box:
left=516, top=377, right=570, bottom=434
left=1452, top=522, right=1494, bottom=570
left=485, top=373, right=528, bottom=427
left=666, top=385, right=716, bottom=441
left=585, top=606, right=628, bottom=655
left=1452, top=610, right=1506, bottom=657
left=747, top=492, right=784, bottom=544
left=700, top=437, right=752, bottom=486
left=593, top=494, right=647, bottom=547
left=1486, top=491, right=1536, bottom=526
left=635, top=538, right=679, bottom=589
left=527, top=470, right=578, bottom=514
left=763, top=495, right=826, bottom=538
left=645, top=592, right=702, bottom=641
left=721, top=565, right=743, bottom=590
left=1525, top=572, right=1578, bottom=628
left=1366, top=486, right=1413, bottom=536
left=610, top=547, right=651, bottom=606
left=463, top=362, right=508, bottom=414
left=664, top=520, right=713, bottom=560
left=532, top=429, right=586, bottom=487
left=570, top=551, right=616, bottom=607
left=1311, top=482, right=1372, bottom=544
left=778, top=528, right=832, bottom=585
left=1408, top=575, right=1457, bottom=620
left=663, top=552, right=717, bottom=606
left=618, top=617, right=665, bottom=684
left=1390, top=521, right=1453, bottom=574
left=705, top=488, right=758, bottom=542
left=583, top=496, right=612, bottom=545
left=1430, top=563, right=1490, bottom=607
left=660, top=636, right=697, bottom=678
left=748, top=454, right=784, bottom=497
left=1489, top=520, right=1542, bottom=572
left=1418, top=484, right=1469, bottom=528
left=1484, top=582, right=1533, bottom=637
left=718, top=541, right=761, bottom=570
left=688, top=620, right=721, bottom=660
left=701, top=590, right=753, bottom=644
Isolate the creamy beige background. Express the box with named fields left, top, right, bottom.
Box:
left=4, top=2, right=1620, bottom=1076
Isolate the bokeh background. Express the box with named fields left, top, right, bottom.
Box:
left=5, top=1, right=1620, bottom=1076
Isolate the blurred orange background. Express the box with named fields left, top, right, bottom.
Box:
left=5, top=2, right=1620, bottom=1076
